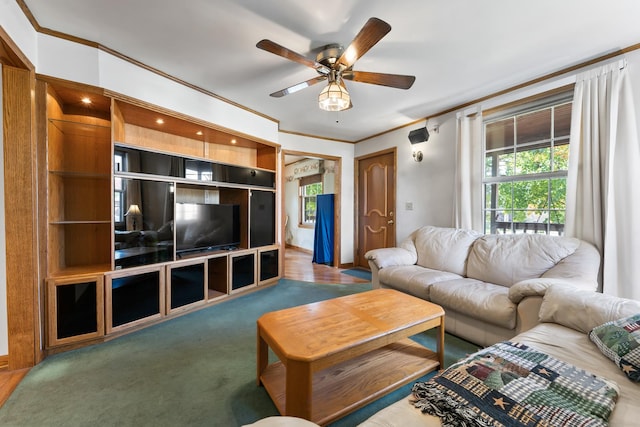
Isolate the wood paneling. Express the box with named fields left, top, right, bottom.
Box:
left=3, top=66, right=39, bottom=369
left=112, top=99, right=276, bottom=171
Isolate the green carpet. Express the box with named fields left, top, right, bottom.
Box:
left=0, top=279, right=479, bottom=427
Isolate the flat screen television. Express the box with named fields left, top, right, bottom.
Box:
left=175, top=203, right=240, bottom=254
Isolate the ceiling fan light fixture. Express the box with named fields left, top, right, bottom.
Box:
left=318, top=80, right=350, bottom=112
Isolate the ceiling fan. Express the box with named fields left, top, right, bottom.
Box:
left=256, top=17, right=415, bottom=112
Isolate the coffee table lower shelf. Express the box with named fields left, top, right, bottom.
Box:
left=259, top=338, right=439, bottom=426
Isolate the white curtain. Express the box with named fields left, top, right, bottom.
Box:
left=566, top=60, right=640, bottom=299
left=454, top=110, right=483, bottom=231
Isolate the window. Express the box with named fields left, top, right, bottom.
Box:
left=483, top=95, right=572, bottom=236
left=299, top=174, right=322, bottom=226
left=114, top=152, right=125, bottom=225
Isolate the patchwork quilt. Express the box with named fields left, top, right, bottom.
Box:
left=411, top=341, right=619, bottom=427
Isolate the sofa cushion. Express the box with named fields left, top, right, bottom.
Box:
left=466, top=234, right=580, bottom=287
left=539, top=285, right=640, bottom=334
left=413, top=226, right=480, bottom=276
left=510, top=323, right=640, bottom=427
left=589, top=314, right=640, bottom=382
left=379, top=265, right=462, bottom=300
left=429, top=279, right=516, bottom=329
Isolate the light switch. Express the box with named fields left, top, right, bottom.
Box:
left=405, top=202, right=413, bottom=210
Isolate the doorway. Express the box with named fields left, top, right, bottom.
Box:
left=281, top=150, right=342, bottom=271
left=354, top=148, right=397, bottom=268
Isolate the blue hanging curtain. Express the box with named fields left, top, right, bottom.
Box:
left=312, top=194, right=334, bottom=265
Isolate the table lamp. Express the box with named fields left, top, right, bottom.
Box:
left=125, top=204, right=142, bottom=230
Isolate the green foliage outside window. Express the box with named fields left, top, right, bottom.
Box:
left=302, top=182, right=322, bottom=224
left=484, top=100, right=571, bottom=235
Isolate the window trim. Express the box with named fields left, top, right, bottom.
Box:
left=298, top=174, right=322, bottom=228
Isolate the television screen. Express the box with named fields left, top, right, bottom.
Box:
left=175, top=203, right=240, bottom=254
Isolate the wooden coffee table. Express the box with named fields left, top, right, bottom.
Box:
left=257, top=288, right=444, bottom=425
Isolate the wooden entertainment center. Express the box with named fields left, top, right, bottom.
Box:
left=38, top=77, right=280, bottom=350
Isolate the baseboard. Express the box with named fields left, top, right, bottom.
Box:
left=0, top=355, right=7, bottom=371
left=285, top=244, right=313, bottom=254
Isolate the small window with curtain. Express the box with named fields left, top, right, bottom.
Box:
left=114, top=151, right=125, bottom=227
left=483, top=91, right=572, bottom=236
left=299, top=174, right=322, bottom=227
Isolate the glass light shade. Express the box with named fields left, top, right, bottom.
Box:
left=318, top=81, right=350, bottom=112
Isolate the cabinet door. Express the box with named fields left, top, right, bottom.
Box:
left=230, top=251, right=256, bottom=292
left=105, top=266, right=165, bottom=333
left=259, top=247, right=280, bottom=284
left=167, top=259, right=206, bottom=313
left=47, top=275, right=104, bottom=347
left=250, top=190, right=275, bottom=248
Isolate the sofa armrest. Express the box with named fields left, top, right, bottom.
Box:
left=515, top=295, right=544, bottom=334
left=364, top=247, right=417, bottom=269
left=508, top=277, right=593, bottom=304
left=541, top=241, right=600, bottom=286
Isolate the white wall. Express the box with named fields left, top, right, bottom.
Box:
left=35, top=34, right=279, bottom=144
left=279, top=133, right=355, bottom=265
left=355, top=49, right=640, bottom=244
left=354, top=115, right=457, bottom=243
left=0, top=0, right=38, bottom=63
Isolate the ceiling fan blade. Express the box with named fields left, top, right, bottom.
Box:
left=343, top=71, right=416, bottom=89
left=269, top=76, right=327, bottom=98
left=337, top=17, right=391, bottom=69
left=257, top=39, right=331, bottom=75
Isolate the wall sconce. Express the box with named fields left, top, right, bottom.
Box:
left=125, top=204, right=142, bottom=230
left=408, top=124, right=439, bottom=162
left=409, top=126, right=429, bottom=163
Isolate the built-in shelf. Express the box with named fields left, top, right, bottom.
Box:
left=50, top=220, right=111, bottom=225
left=42, top=80, right=281, bottom=351
left=49, top=170, right=111, bottom=178
left=48, top=118, right=111, bottom=138
left=48, top=264, right=113, bottom=279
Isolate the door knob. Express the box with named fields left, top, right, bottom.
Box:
left=388, top=219, right=394, bottom=224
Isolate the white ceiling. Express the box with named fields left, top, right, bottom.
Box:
left=21, top=0, right=640, bottom=142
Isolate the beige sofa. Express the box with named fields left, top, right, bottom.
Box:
left=245, top=286, right=640, bottom=427
left=365, top=226, right=600, bottom=347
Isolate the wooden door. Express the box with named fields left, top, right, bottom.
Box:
left=356, top=150, right=396, bottom=268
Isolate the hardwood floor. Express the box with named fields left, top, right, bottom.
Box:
left=0, top=368, right=28, bottom=408
left=0, top=246, right=369, bottom=408
left=283, top=246, right=370, bottom=284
